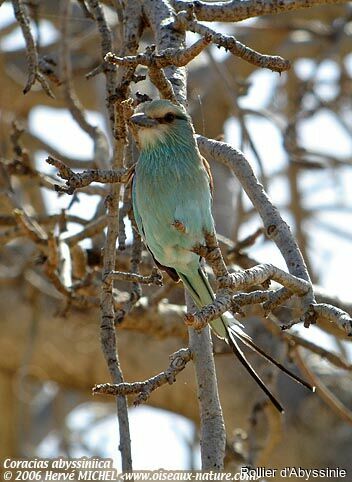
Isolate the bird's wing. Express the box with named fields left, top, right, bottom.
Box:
left=201, top=156, right=214, bottom=197
left=131, top=173, right=180, bottom=282
left=130, top=169, right=144, bottom=237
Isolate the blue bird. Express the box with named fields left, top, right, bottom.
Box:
left=130, top=99, right=313, bottom=412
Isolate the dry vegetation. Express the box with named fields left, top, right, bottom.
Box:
left=0, top=0, right=352, bottom=477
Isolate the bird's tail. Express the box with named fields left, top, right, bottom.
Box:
left=178, top=267, right=314, bottom=414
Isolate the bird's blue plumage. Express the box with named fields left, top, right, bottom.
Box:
left=133, top=131, right=213, bottom=276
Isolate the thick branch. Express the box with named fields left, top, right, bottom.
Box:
left=186, top=293, right=226, bottom=470
left=172, top=0, right=348, bottom=22
left=196, top=136, right=314, bottom=306
left=310, top=304, right=352, bottom=336
left=143, top=0, right=226, bottom=469
left=219, top=263, right=310, bottom=294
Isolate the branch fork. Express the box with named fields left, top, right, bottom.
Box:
left=46, top=156, right=129, bottom=194
left=173, top=6, right=290, bottom=73
left=187, top=232, right=352, bottom=336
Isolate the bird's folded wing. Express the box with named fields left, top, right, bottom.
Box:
left=131, top=171, right=180, bottom=282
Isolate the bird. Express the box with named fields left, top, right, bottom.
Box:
left=129, top=98, right=314, bottom=413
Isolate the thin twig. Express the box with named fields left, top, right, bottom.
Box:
left=59, top=0, right=110, bottom=169
left=105, top=37, right=211, bottom=69
left=148, top=66, right=178, bottom=103
left=294, top=348, right=352, bottom=425
left=104, top=268, right=163, bottom=286
left=93, top=348, right=192, bottom=404
left=12, top=0, right=53, bottom=96
left=263, top=316, right=352, bottom=371
left=62, top=215, right=107, bottom=246
left=46, top=156, right=129, bottom=194
left=86, top=0, right=118, bottom=132
left=177, top=13, right=290, bottom=73
left=89, top=0, right=144, bottom=471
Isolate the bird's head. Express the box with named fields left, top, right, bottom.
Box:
left=129, top=99, right=193, bottom=150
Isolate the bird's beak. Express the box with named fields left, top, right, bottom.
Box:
left=129, top=113, right=158, bottom=128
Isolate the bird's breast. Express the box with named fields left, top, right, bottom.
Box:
left=133, top=148, right=214, bottom=271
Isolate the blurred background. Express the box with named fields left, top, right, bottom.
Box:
left=0, top=0, right=351, bottom=478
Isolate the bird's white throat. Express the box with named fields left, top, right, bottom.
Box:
left=138, top=125, right=169, bottom=149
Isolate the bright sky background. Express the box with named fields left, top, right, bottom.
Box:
left=1, top=2, right=351, bottom=469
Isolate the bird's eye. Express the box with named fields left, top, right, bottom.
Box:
left=164, top=112, right=175, bottom=123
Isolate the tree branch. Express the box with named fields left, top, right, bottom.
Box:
left=171, top=0, right=348, bottom=22
left=186, top=293, right=226, bottom=470
left=46, top=156, right=129, bottom=194
left=59, top=0, right=110, bottom=169
left=11, top=0, right=53, bottom=96
left=176, top=12, right=290, bottom=73
left=104, top=268, right=163, bottom=286
left=93, top=347, right=192, bottom=405
left=143, top=0, right=226, bottom=469
left=196, top=136, right=314, bottom=306
left=294, top=348, right=352, bottom=425
left=86, top=0, right=144, bottom=471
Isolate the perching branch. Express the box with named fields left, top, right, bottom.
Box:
left=196, top=134, right=317, bottom=325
